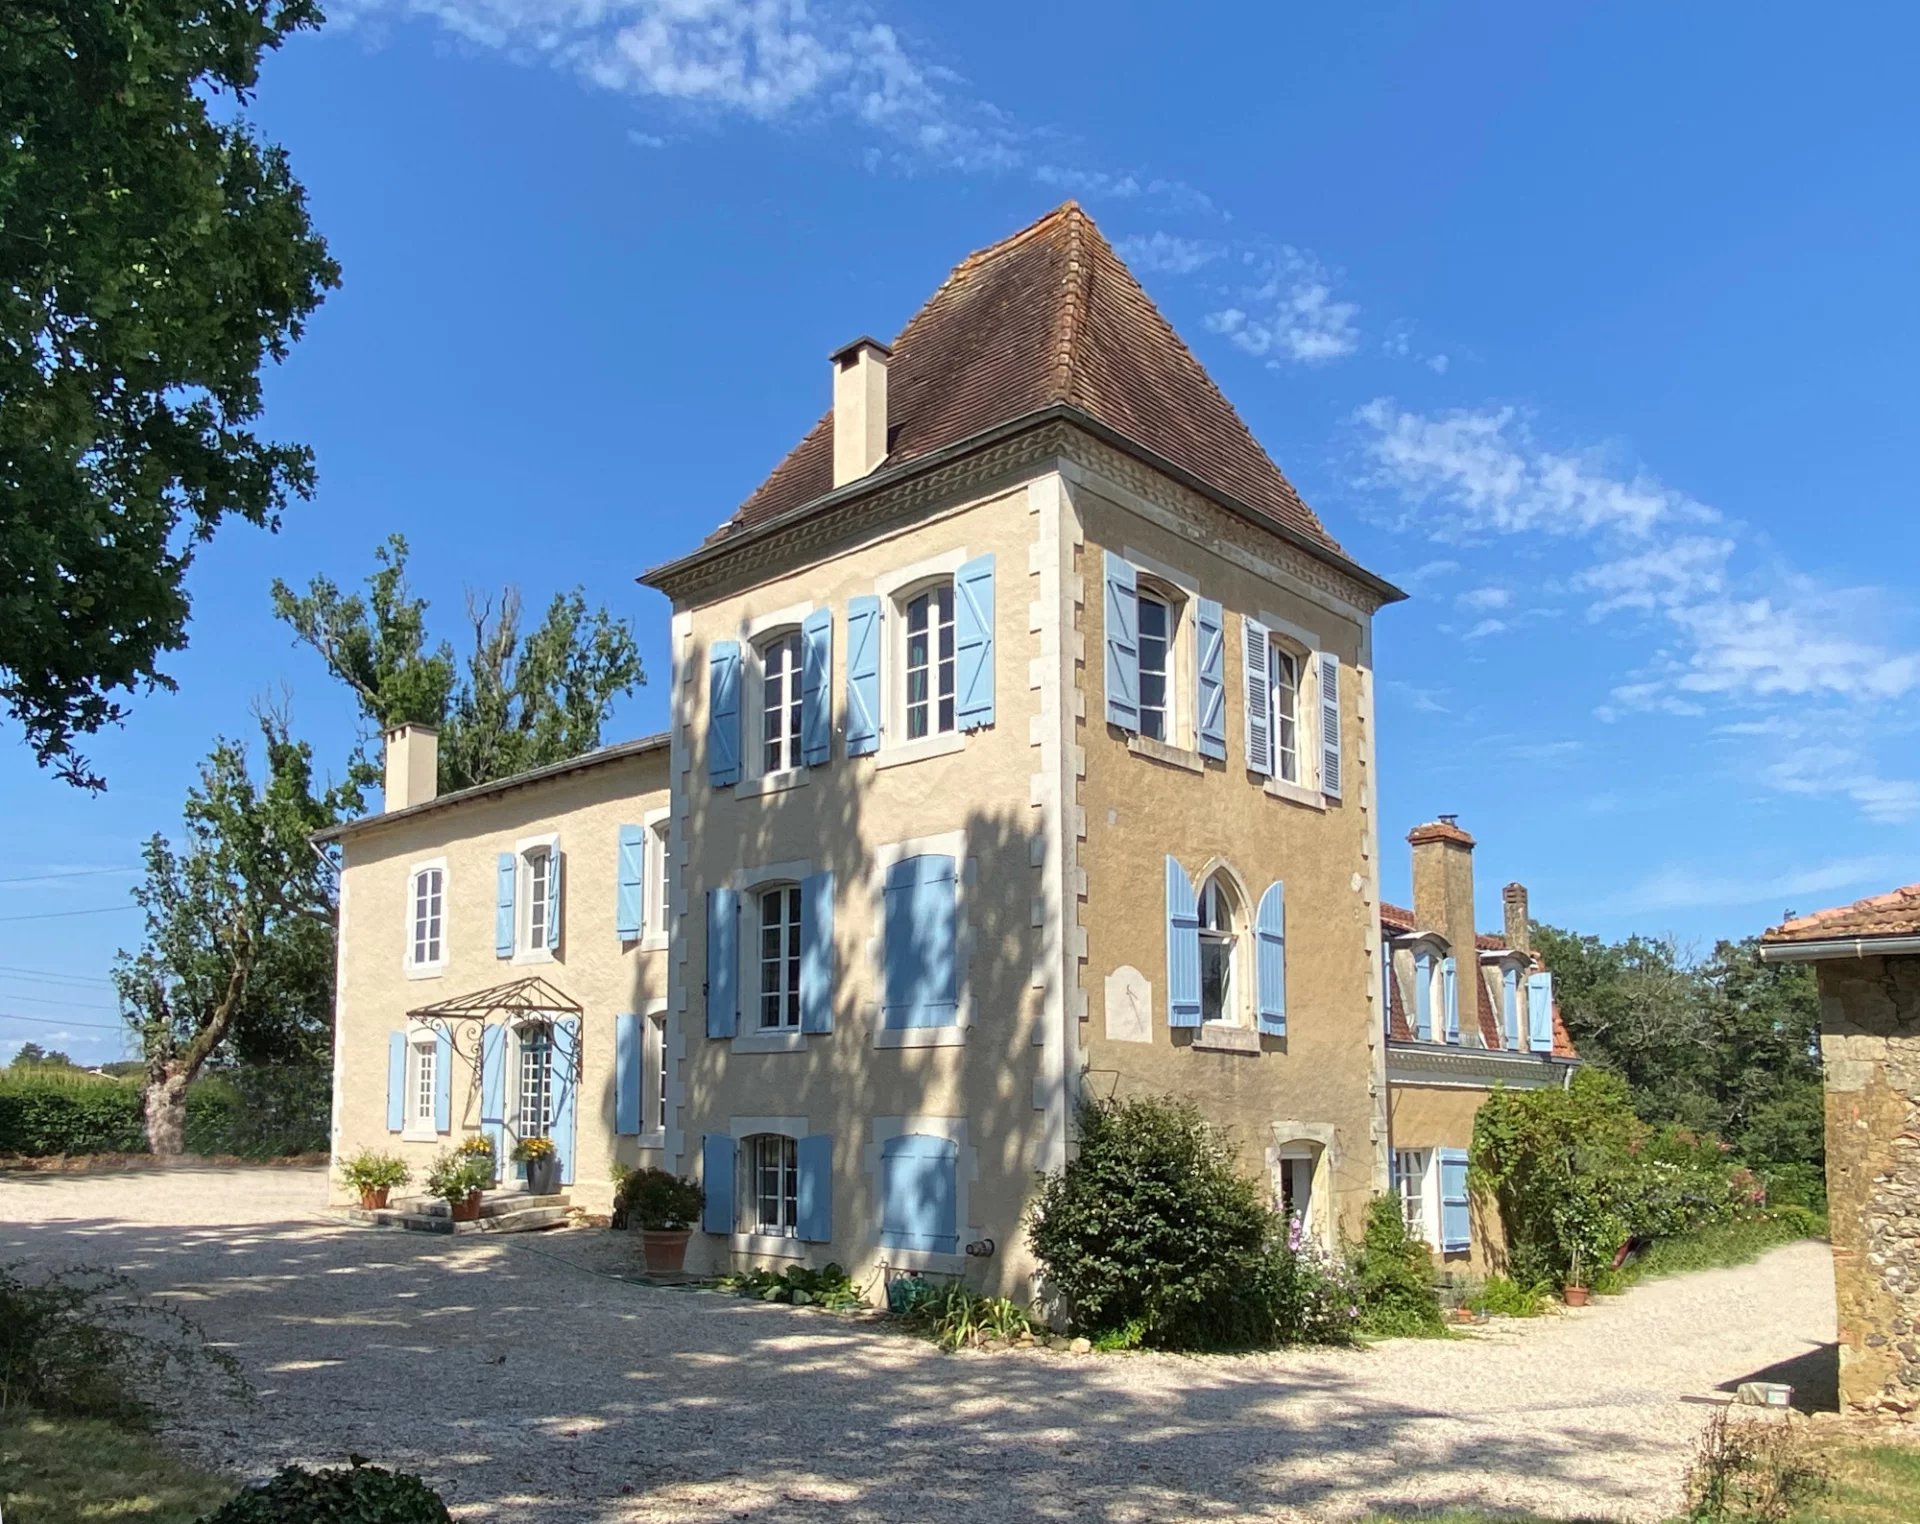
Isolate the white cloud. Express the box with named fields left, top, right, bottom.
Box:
left=626, top=129, right=667, bottom=148
left=1509, top=738, right=1583, bottom=762
left=1462, top=618, right=1508, bottom=641
left=1205, top=246, right=1359, bottom=365
left=1458, top=585, right=1511, bottom=612
left=1114, top=231, right=1220, bottom=276
left=1607, top=855, right=1916, bottom=916
left=1427, top=353, right=1450, bottom=374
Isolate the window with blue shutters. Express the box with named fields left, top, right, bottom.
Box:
left=1165, top=856, right=1201, bottom=1028
left=1254, top=881, right=1287, bottom=1036
left=800, top=608, right=833, bottom=766
left=879, top=1133, right=960, bottom=1254
left=706, top=887, right=738, bottom=1039
left=882, top=854, right=958, bottom=1030
left=1413, top=947, right=1435, bottom=1041
left=953, top=555, right=995, bottom=731
left=800, top=870, right=835, bottom=1034
left=708, top=640, right=742, bottom=786
left=844, top=597, right=882, bottom=756
left=615, top=825, right=644, bottom=942
left=1104, top=551, right=1139, bottom=731
left=1439, top=1148, right=1471, bottom=1254
left=901, top=581, right=956, bottom=739
left=1442, top=955, right=1460, bottom=1044
left=1527, top=970, right=1556, bottom=1053
left=614, top=1011, right=641, bottom=1136
left=701, top=1134, right=737, bottom=1235
left=386, top=1031, right=407, bottom=1134
left=1196, top=597, right=1226, bottom=759
left=1318, top=651, right=1343, bottom=798
left=494, top=853, right=516, bottom=959
left=1503, top=964, right=1521, bottom=1050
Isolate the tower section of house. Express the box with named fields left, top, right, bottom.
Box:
left=1381, top=822, right=1578, bottom=1270
left=319, top=729, right=675, bottom=1211
left=641, top=203, right=1407, bottom=1294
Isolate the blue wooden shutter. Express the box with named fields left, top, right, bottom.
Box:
left=955, top=554, right=997, bottom=730
left=433, top=1029, right=453, bottom=1133
left=1442, top=955, right=1460, bottom=1044
left=800, top=869, right=835, bottom=1034
left=1527, top=970, right=1555, bottom=1053
left=1503, top=966, right=1520, bottom=1051
left=552, top=1015, right=579, bottom=1186
left=801, top=607, right=833, bottom=766
left=882, top=855, right=958, bottom=1029
left=1196, top=597, right=1226, bottom=759
left=494, top=853, right=516, bottom=958
left=1103, top=551, right=1139, bottom=731
left=1414, top=949, right=1434, bottom=1041
left=1318, top=651, right=1343, bottom=798
left=1255, top=881, right=1287, bottom=1036
left=706, top=887, right=738, bottom=1039
left=701, top=1134, right=736, bottom=1234
left=880, top=1134, right=959, bottom=1252
left=796, top=1133, right=833, bottom=1242
left=708, top=640, right=741, bottom=786
left=614, top=1011, right=641, bottom=1136
left=386, top=1032, right=406, bottom=1133
left=479, top=1024, right=506, bottom=1170
left=1165, top=856, right=1201, bottom=1028
left=616, top=825, right=644, bottom=941
left=1243, top=616, right=1273, bottom=777
left=1439, top=1148, right=1471, bottom=1253
left=545, top=848, right=563, bottom=951
left=844, top=596, right=882, bottom=756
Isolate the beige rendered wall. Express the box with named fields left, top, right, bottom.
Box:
left=667, top=471, right=1059, bottom=1300
left=331, top=753, right=672, bottom=1212
left=1812, top=953, right=1920, bottom=1415
left=1386, top=1081, right=1503, bottom=1273
left=1069, top=461, right=1388, bottom=1253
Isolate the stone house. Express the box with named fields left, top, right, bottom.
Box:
left=1761, top=884, right=1920, bottom=1414
left=321, top=203, right=1571, bottom=1300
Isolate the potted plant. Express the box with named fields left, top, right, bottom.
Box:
left=511, top=1136, right=560, bottom=1196
left=427, top=1151, right=491, bottom=1223
left=1563, top=1243, right=1590, bottom=1307
left=616, top=1167, right=705, bottom=1272
left=340, top=1149, right=410, bottom=1210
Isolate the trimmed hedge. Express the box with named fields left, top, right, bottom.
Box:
left=0, top=1066, right=327, bottom=1158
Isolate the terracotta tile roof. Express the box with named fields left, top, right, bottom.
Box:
left=1378, top=904, right=1577, bottom=1058
left=1762, top=883, right=1920, bottom=944
left=708, top=203, right=1343, bottom=555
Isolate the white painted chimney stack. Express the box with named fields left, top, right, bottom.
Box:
left=383, top=723, right=439, bottom=813
left=831, top=336, right=891, bottom=487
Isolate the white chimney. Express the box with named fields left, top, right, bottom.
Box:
left=831, top=336, right=891, bottom=487
left=383, top=723, right=439, bottom=813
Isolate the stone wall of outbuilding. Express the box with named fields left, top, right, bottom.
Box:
left=1816, top=952, right=1920, bottom=1414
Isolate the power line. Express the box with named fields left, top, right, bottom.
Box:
left=0, top=1011, right=127, bottom=1032
left=7, top=990, right=118, bottom=1013
left=0, top=865, right=136, bottom=886
left=0, top=965, right=116, bottom=988
left=0, top=904, right=138, bottom=924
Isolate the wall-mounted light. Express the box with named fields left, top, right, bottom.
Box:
left=965, top=1237, right=995, bottom=1258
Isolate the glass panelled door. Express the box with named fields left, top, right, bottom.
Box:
left=514, top=1020, right=554, bottom=1178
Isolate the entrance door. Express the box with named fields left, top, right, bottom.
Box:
left=506, top=1015, right=577, bottom=1188
left=1276, top=1150, right=1317, bottom=1244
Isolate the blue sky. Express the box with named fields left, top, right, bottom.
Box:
left=6, top=0, right=1917, bottom=1065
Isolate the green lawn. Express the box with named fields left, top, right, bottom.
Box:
left=0, top=1412, right=234, bottom=1523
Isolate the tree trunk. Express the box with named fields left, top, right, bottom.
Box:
left=144, top=1067, right=191, bottom=1157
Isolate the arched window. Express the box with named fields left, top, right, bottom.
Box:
left=757, top=628, right=804, bottom=774
left=1198, top=873, right=1240, bottom=1025
left=756, top=883, right=803, bottom=1030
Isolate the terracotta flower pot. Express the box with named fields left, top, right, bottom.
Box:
left=1563, top=1285, right=1591, bottom=1307
left=359, top=1186, right=391, bottom=1211
left=450, top=1190, right=483, bottom=1223
left=641, top=1228, right=692, bottom=1273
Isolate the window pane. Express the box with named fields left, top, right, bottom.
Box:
left=1138, top=593, right=1170, bottom=741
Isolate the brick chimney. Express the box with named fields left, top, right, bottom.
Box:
left=1503, top=882, right=1530, bottom=955
left=1408, top=816, right=1478, bottom=984
left=831, top=336, right=891, bottom=487
left=383, top=723, right=439, bottom=813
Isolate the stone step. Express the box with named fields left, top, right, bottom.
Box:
left=340, top=1194, right=570, bottom=1236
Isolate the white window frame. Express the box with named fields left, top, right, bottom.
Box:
left=1277, top=1148, right=1317, bottom=1239
left=513, top=832, right=559, bottom=964
left=402, top=1027, right=439, bottom=1142
left=1255, top=608, right=1328, bottom=812
left=642, top=1009, right=669, bottom=1147
left=511, top=1016, right=557, bottom=1146
left=1121, top=546, right=1200, bottom=760
left=404, top=857, right=447, bottom=978
left=901, top=578, right=958, bottom=744
left=873, top=549, right=971, bottom=770
left=728, top=859, right=817, bottom=1054
left=641, top=808, right=671, bottom=953
left=725, top=1114, right=813, bottom=1261
left=754, top=881, right=804, bottom=1033
left=1392, top=1147, right=1439, bottom=1250
left=868, top=830, right=973, bottom=1049
left=1194, top=863, right=1253, bottom=1029
left=733, top=601, right=816, bottom=798
left=755, top=627, right=805, bottom=779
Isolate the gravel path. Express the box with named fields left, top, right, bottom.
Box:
left=0, top=1166, right=1837, bottom=1523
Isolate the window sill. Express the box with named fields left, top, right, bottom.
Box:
left=404, top=962, right=445, bottom=982
left=1261, top=775, right=1327, bottom=811
left=879, top=1246, right=968, bottom=1276
left=729, top=1232, right=805, bottom=1260
left=400, top=1124, right=440, bottom=1144
left=731, top=1028, right=809, bottom=1055
left=638, top=931, right=670, bottom=954
left=511, top=946, right=557, bottom=967
left=637, top=1131, right=666, bottom=1151
left=1127, top=734, right=1205, bottom=773
left=874, top=1024, right=966, bottom=1049
left=735, top=766, right=809, bottom=801
left=873, top=730, right=966, bottom=771
left=1192, top=1023, right=1261, bottom=1055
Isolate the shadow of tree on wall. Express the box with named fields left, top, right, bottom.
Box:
left=2, top=1201, right=1705, bottom=1524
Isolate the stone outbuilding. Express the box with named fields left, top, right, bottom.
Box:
left=1761, top=885, right=1920, bottom=1415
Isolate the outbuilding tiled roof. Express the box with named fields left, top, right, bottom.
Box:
left=708, top=202, right=1343, bottom=555
left=1762, top=884, right=1920, bottom=944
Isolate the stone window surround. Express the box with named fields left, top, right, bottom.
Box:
left=862, top=1114, right=978, bottom=1276
left=1186, top=854, right=1262, bottom=1052
left=1254, top=605, right=1325, bottom=805
left=1481, top=948, right=1530, bottom=1050
left=872, top=548, right=972, bottom=771
left=1391, top=1146, right=1439, bottom=1250
left=1389, top=931, right=1453, bottom=1043
left=1263, top=1122, right=1338, bottom=1253
left=637, top=997, right=669, bottom=1149
left=1120, top=543, right=1198, bottom=753
left=640, top=807, right=671, bottom=952
left=735, top=599, right=817, bottom=798
left=867, top=829, right=974, bottom=1049
left=404, top=856, right=449, bottom=980
left=401, top=1023, right=440, bottom=1142
left=726, top=858, right=818, bottom=1055
left=511, top=831, right=559, bottom=966
left=726, top=1114, right=813, bottom=1261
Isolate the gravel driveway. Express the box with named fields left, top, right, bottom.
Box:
left=0, top=1166, right=1836, bottom=1523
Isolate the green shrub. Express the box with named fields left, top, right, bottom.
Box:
left=896, top=1282, right=1037, bottom=1350
left=1348, top=1195, right=1445, bottom=1337
left=339, top=1150, right=410, bottom=1195
left=0, top=1065, right=327, bottom=1158
left=612, top=1166, right=704, bottom=1230
left=1757, top=1161, right=1827, bottom=1213
left=717, top=1263, right=866, bottom=1310
left=1681, top=1409, right=1828, bottom=1523
left=1466, top=1273, right=1549, bottom=1318
left=0, top=1072, right=144, bottom=1155
left=198, top=1462, right=452, bottom=1523
left=1027, top=1095, right=1355, bottom=1350
left=0, top=1262, right=247, bottom=1421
